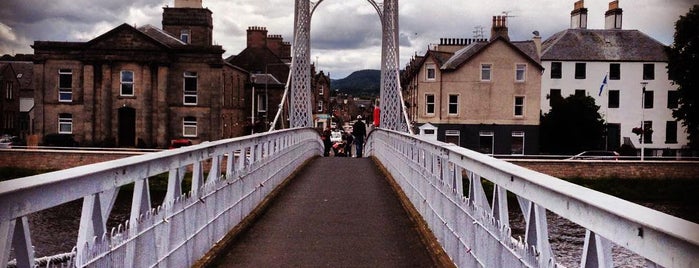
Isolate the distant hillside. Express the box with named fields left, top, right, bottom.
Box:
left=331, top=69, right=380, bottom=97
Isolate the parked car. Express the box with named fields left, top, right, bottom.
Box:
left=0, top=135, right=18, bottom=148
left=567, top=150, right=619, bottom=160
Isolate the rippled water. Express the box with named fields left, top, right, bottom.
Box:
left=18, top=197, right=698, bottom=267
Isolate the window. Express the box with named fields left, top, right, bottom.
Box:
left=180, top=30, right=190, bottom=44
left=445, top=130, right=460, bottom=145
left=644, top=91, right=654, bottom=109
left=319, top=85, right=324, bottom=95
left=425, top=94, right=435, bottom=115
left=668, top=91, right=679, bottom=109
left=575, top=89, right=586, bottom=97
left=511, top=131, right=525, bottom=155
left=481, top=64, right=492, bottom=81
left=426, top=64, right=436, bottom=80
left=58, top=113, right=72, bottom=134
left=609, top=63, right=620, bottom=80
left=515, top=64, right=526, bottom=82
left=575, top=63, right=586, bottom=79
left=183, top=116, right=197, bottom=137
left=550, top=62, right=562, bottom=79
left=514, top=96, right=525, bottom=117
left=643, top=121, right=652, bottom=143
left=479, top=131, right=494, bottom=155
left=666, top=121, right=677, bottom=144
left=58, top=69, right=72, bottom=102
left=643, top=63, right=655, bottom=80
left=317, top=100, right=323, bottom=112
left=183, top=71, right=198, bottom=105
left=608, top=90, right=620, bottom=108
left=448, top=94, right=458, bottom=115
left=120, top=70, right=134, bottom=96
left=257, top=94, right=267, bottom=112
left=5, top=82, right=12, bottom=100
left=549, top=89, right=562, bottom=106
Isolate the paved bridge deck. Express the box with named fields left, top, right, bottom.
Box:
left=208, top=157, right=437, bottom=267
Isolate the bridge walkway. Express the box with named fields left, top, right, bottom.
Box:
left=208, top=157, right=437, bottom=267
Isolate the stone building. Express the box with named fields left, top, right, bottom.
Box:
left=540, top=0, right=689, bottom=156
left=32, top=0, right=248, bottom=148
left=402, top=16, right=543, bottom=155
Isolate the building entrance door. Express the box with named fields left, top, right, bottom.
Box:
left=118, top=107, right=136, bottom=147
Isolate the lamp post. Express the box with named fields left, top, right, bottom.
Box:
left=640, top=81, right=648, bottom=161
left=251, top=75, right=256, bottom=134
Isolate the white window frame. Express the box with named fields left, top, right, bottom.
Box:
left=481, top=64, right=492, bottom=81
left=183, top=117, right=197, bottom=137
left=515, top=64, right=526, bottom=82
left=58, top=113, right=73, bottom=134
left=5, top=82, right=13, bottom=100
left=425, top=94, right=435, bottom=115
left=120, top=70, right=134, bottom=96
left=319, top=85, right=324, bottom=95
left=445, top=130, right=460, bottom=145
left=479, top=131, right=495, bottom=155
left=317, top=100, right=323, bottom=112
left=426, top=64, right=436, bottom=81
left=448, top=94, right=459, bottom=115
left=511, top=131, right=525, bottom=155
left=514, top=96, right=525, bottom=117
left=183, top=71, right=198, bottom=105
left=257, top=94, right=267, bottom=112
left=180, top=29, right=190, bottom=44
left=58, top=69, right=73, bottom=102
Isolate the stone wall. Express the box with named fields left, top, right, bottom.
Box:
left=509, top=159, right=699, bottom=180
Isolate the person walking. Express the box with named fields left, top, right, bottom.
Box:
left=352, top=115, right=367, bottom=158
left=344, top=131, right=354, bottom=157
left=322, top=128, right=332, bottom=157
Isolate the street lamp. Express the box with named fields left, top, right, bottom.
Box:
left=251, top=75, right=256, bottom=134
left=640, top=81, right=648, bottom=161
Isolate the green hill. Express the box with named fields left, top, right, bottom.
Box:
left=331, top=69, right=380, bottom=97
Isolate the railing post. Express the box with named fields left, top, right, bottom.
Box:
left=581, top=230, right=612, bottom=268
left=0, top=217, right=34, bottom=268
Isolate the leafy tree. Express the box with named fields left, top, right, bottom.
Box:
left=540, top=94, right=606, bottom=154
left=667, top=5, right=699, bottom=149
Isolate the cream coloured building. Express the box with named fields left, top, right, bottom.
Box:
left=402, top=16, right=543, bottom=155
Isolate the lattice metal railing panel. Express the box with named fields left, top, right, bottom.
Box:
left=290, top=0, right=314, bottom=128
left=0, top=129, right=323, bottom=267
left=366, top=129, right=699, bottom=268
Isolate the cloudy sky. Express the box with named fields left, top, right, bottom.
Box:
left=0, top=0, right=695, bottom=79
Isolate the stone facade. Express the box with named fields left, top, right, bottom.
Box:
left=402, top=16, right=543, bottom=155
left=31, top=3, right=248, bottom=148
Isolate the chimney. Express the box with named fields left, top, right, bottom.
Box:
left=570, top=0, right=588, bottom=29
left=490, top=16, right=509, bottom=41
left=174, top=0, right=202, bottom=8
left=532, top=31, right=542, bottom=57
left=605, top=1, right=623, bottom=29
left=246, top=26, right=268, bottom=49
left=267, top=34, right=284, bottom=58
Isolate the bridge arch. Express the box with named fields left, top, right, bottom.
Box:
left=286, top=0, right=411, bottom=133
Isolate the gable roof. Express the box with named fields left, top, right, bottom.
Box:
left=227, top=47, right=289, bottom=83
left=86, top=23, right=173, bottom=50
left=137, top=24, right=187, bottom=47
left=440, top=36, right=543, bottom=71
left=541, top=29, right=667, bottom=62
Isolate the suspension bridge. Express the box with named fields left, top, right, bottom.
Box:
left=2, top=1, right=699, bottom=267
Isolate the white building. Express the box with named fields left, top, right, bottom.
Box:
left=540, top=0, right=688, bottom=156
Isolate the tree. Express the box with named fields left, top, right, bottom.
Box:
left=540, top=94, right=606, bottom=154
left=667, top=5, right=699, bottom=149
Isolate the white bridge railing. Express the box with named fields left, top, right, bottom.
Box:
left=0, top=128, right=322, bottom=267
left=366, top=129, right=699, bottom=268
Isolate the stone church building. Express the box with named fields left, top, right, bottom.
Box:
left=32, top=0, right=249, bottom=148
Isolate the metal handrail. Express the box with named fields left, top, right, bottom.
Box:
left=366, top=128, right=699, bottom=267
left=1, top=128, right=322, bottom=267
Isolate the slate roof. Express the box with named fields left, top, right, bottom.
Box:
left=137, top=24, right=187, bottom=47
left=541, top=29, right=668, bottom=62
left=0, top=61, right=33, bottom=89
left=441, top=37, right=542, bottom=71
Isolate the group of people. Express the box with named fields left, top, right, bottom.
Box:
left=322, top=115, right=367, bottom=158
